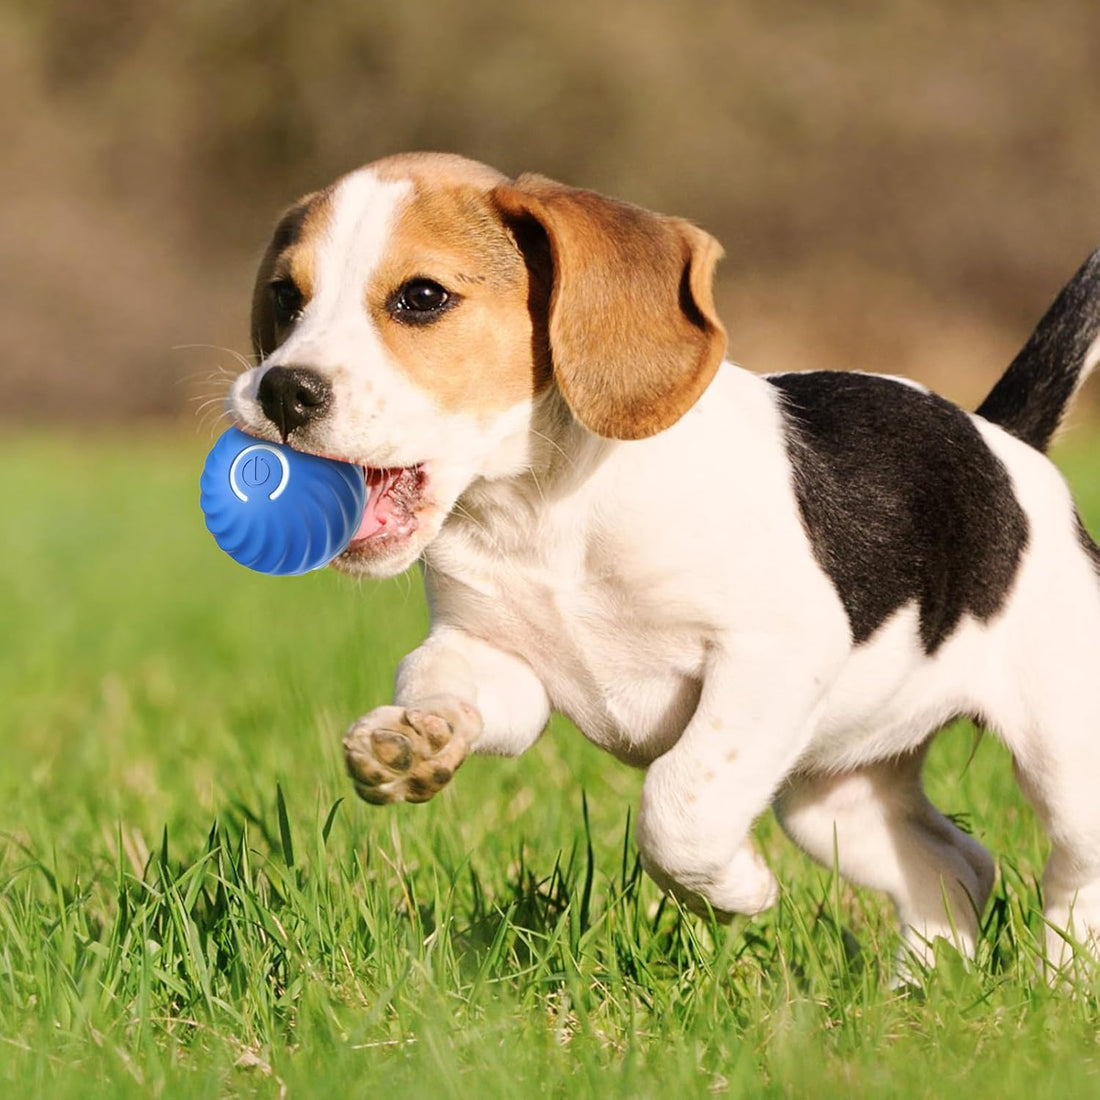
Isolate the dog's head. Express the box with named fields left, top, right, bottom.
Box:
left=228, top=152, right=726, bottom=576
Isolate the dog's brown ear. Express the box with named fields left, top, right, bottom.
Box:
left=491, top=174, right=726, bottom=440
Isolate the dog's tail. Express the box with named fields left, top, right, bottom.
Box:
left=976, top=248, right=1100, bottom=454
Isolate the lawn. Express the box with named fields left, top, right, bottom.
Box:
left=2, top=427, right=1100, bottom=1098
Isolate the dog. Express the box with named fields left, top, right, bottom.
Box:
left=227, top=151, right=1100, bottom=968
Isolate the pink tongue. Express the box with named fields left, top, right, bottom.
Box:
left=354, top=472, right=399, bottom=540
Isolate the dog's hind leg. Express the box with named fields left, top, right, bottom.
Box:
left=986, top=522, right=1100, bottom=973
left=774, top=744, right=995, bottom=967
left=1002, top=696, right=1100, bottom=973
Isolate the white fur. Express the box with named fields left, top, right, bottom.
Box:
left=233, top=167, right=1100, bottom=970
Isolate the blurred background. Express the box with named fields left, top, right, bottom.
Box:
left=3, top=0, right=1099, bottom=426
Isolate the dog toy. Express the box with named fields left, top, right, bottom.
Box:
left=200, top=427, right=367, bottom=575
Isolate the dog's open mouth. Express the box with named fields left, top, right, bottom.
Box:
left=348, top=465, right=426, bottom=547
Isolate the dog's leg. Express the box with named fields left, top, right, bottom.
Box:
left=634, top=644, right=838, bottom=918
left=774, top=747, right=994, bottom=967
left=1009, top=728, right=1100, bottom=972
left=343, top=625, right=550, bottom=804
left=987, top=565, right=1100, bottom=972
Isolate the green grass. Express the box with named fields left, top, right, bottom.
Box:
left=3, top=427, right=1100, bottom=1098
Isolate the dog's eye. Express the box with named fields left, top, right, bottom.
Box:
left=400, top=279, right=449, bottom=312
left=389, top=278, right=455, bottom=325
left=271, top=279, right=304, bottom=326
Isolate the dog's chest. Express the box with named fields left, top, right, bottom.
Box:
left=426, top=519, right=707, bottom=764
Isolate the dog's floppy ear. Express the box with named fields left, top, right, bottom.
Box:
left=491, top=174, right=727, bottom=440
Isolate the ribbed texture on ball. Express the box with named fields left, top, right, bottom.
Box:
left=200, top=428, right=367, bottom=576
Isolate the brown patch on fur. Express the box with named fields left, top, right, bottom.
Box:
left=491, top=175, right=727, bottom=440
left=250, top=190, right=333, bottom=359
left=368, top=173, right=551, bottom=416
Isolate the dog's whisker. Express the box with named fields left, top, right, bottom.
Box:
left=192, top=398, right=228, bottom=426
left=176, top=369, right=238, bottom=393
left=450, top=502, right=517, bottom=564
left=520, top=463, right=547, bottom=505
left=190, top=388, right=227, bottom=407
left=196, top=411, right=230, bottom=438
left=529, top=428, right=574, bottom=468
left=397, top=569, right=414, bottom=603
left=172, top=343, right=258, bottom=372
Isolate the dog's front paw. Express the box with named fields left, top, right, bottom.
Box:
left=640, top=840, right=779, bottom=921
left=343, top=695, right=481, bottom=805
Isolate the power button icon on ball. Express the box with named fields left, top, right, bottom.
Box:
left=228, top=444, right=290, bottom=502
left=242, top=453, right=270, bottom=487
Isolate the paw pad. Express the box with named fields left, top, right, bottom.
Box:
left=343, top=698, right=480, bottom=805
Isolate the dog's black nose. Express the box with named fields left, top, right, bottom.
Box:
left=257, top=366, right=332, bottom=439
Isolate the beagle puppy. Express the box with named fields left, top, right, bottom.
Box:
left=228, top=152, right=1100, bottom=968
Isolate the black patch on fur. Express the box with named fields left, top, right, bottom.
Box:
left=772, top=372, right=1029, bottom=653
left=976, top=249, right=1100, bottom=453
left=1075, top=510, right=1100, bottom=578
left=265, top=201, right=314, bottom=259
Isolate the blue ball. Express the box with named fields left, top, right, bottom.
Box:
left=200, top=427, right=367, bottom=576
